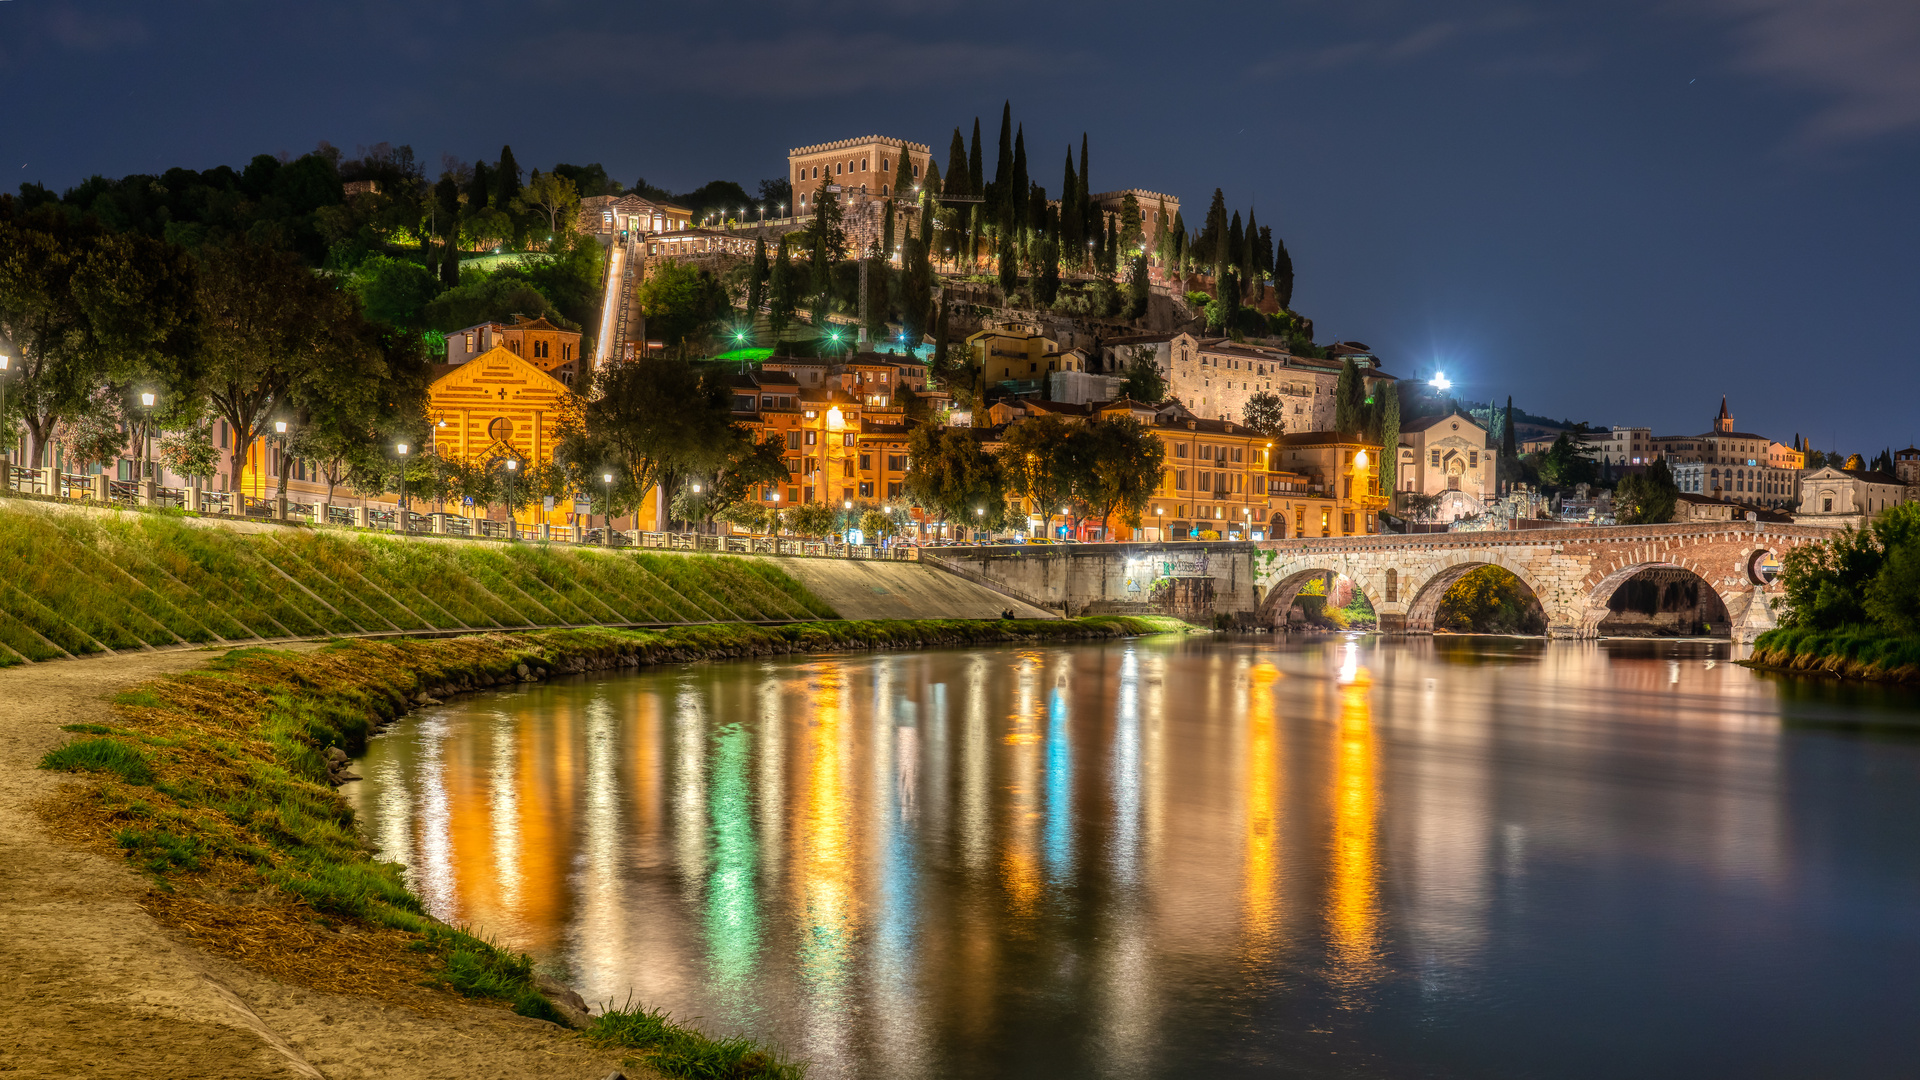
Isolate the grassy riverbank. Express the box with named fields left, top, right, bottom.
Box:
left=38, top=616, right=1187, bottom=1078
left=0, top=503, right=837, bottom=664
left=1745, top=626, right=1920, bottom=684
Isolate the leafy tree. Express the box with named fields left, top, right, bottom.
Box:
left=349, top=255, right=441, bottom=331
left=189, top=240, right=363, bottom=491
left=997, top=229, right=1018, bottom=298
left=513, top=170, right=580, bottom=239
left=554, top=359, right=737, bottom=525
left=998, top=413, right=1076, bottom=524
left=54, top=388, right=134, bottom=475
left=1437, top=566, right=1547, bottom=634
left=787, top=501, right=839, bottom=538
left=757, top=177, right=792, bottom=214
left=157, top=424, right=221, bottom=484
left=422, top=274, right=561, bottom=333
left=1073, top=416, right=1167, bottom=537
left=1614, top=457, right=1678, bottom=524
left=1242, top=390, right=1286, bottom=436
left=551, top=162, right=616, bottom=198
left=1536, top=431, right=1598, bottom=490
left=1776, top=502, right=1920, bottom=633
left=690, top=432, right=788, bottom=528
left=676, top=180, right=753, bottom=225
left=0, top=208, right=197, bottom=469
left=858, top=507, right=895, bottom=541
left=905, top=423, right=1009, bottom=529
left=636, top=260, right=730, bottom=353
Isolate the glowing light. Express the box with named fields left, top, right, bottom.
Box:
left=1429, top=372, right=1452, bottom=392
left=1354, top=449, right=1369, bottom=469
left=140, top=392, right=156, bottom=408
left=396, top=443, right=409, bottom=455
left=274, top=421, right=287, bottom=434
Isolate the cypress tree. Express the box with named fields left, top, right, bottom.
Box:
left=1078, top=133, right=1094, bottom=256
left=1155, top=198, right=1170, bottom=266
left=1274, top=235, right=1295, bottom=308
left=945, top=130, right=971, bottom=199
left=919, top=161, right=939, bottom=249
left=1011, top=125, right=1030, bottom=234
left=1228, top=210, right=1245, bottom=278
left=1060, top=150, right=1081, bottom=258
left=495, top=145, right=522, bottom=209
left=894, top=144, right=914, bottom=200
left=968, top=119, right=984, bottom=199
left=992, top=102, right=1013, bottom=212
left=1334, top=359, right=1361, bottom=437
left=468, top=160, right=491, bottom=211
left=1242, top=208, right=1261, bottom=288
left=883, top=197, right=895, bottom=261
left=1502, top=395, right=1518, bottom=458
left=768, top=236, right=796, bottom=338
left=1257, top=225, right=1274, bottom=280
left=748, top=235, right=770, bottom=318
left=1196, top=188, right=1227, bottom=265
left=1170, top=211, right=1187, bottom=279
left=1381, top=385, right=1402, bottom=494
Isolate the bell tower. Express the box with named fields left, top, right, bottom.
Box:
left=1714, top=396, right=1734, bottom=434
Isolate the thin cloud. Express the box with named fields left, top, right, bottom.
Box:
left=1708, top=0, right=1920, bottom=146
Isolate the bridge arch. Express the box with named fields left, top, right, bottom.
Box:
left=1578, top=560, right=1735, bottom=636
left=1256, top=566, right=1384, bottom=628
left=1401, top=554, right=1552, bottom=634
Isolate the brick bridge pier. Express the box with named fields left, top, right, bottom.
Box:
left=921, top=521, right=1829, bottom=641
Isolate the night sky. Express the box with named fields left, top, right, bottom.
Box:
left=4, top=0, right=1916, bottom=453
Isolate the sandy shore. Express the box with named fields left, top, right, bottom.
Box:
left=0, top=647, right=642, bottom=1080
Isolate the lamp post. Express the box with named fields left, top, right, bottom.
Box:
left=0, top=353, right=10, bottom=476
left=396, top=442, right=410, bottom=534
left=974, top=505, right=983, bottom=542
left=138, top=392, right=157, bottom=483
left=504, top=457, right=518, bottom=540
left=602, top=471, right=614, bottom=545
left=1155, top=504, right=1163, bottom=540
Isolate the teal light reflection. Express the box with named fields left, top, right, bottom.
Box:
left=705, top=723, right=761, bottom=988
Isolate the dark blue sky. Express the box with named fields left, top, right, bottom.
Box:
left=4, top=0, right=1916, bottom=452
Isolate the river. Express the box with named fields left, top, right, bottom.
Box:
left=343, top=634, right=1920, bottom=1079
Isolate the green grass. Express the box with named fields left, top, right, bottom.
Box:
left=1748, top=625, right=1920, bottom=683
left=588, top=1001, right=807, bottom=1080
left=0, top=501, right=848, bottom=651
left=41, top=736, right=155, bottom=784
left=42, top=616, right=1188, bottom=1076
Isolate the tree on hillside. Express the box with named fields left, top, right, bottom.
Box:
left=1036, top=239, right=1062, bottom=306
left=906, top=423, right=1009, bottom=530
left=1194, top=189, right=1227, bottom=265
left=997, top=229, right=1018, bottom=298
left=991, top=102, right=1013, bottom=220
left=1126, top=250, right=1150, bottom=320
left=1536, top=432, right=1597, bottom=490
left=513, top=170, right=580, bottom=238
left=552, top=162, right=616, bottom=198
left=637, top=260, right=729, bottom=354
left=1060, top=150, right=1082, bottom=257
left=1243, top=390, right=1285, bottom=436
left=1274, top=234, right=1295, bottom=308
left=494, top=146, right=523, bottom=215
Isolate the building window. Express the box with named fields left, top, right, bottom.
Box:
left=1175, top=470, right=1188, bottom=490
left=859, top=482, right=873, bottom=497
left=1321, top=508, right=1331, bottom=536
left=888, top=482, right=902, bottom=499
left=804, top=431, right=817, bottom=445
left=1430, top=450, right=1441, bottom=467
left=1342, top=512, right=1354, bottom=534
left=858, top=453, right=872, bottom=470
left=888, top=454, right=908, bottom=471
left=843, top=433, right=856, bottom=446
left=786, top=431, right=801, bottom=449
left=1469, top=450, right=1478, bottom=467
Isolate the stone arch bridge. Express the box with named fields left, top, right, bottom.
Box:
left=920, top=522, right=1831, bottom=641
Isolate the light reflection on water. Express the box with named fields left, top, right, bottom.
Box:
left=346, top=635, right=1920, bottom=1079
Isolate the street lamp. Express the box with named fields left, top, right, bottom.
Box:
left=270, top=419, right=289, bottom=502
left=0, top=354, right=10, bottom=473
left=602, top=471, right=614, bottom=544
left=396, top=443, right=410, bottom=533
left=138, top=392, right=157, bottom=482
left=504, top=457, right=518, bottom=540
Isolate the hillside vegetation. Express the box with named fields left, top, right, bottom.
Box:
left=0, top=504, right=836, bottom=664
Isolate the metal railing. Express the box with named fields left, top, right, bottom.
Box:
left=0, top=467, right=926, bottom=562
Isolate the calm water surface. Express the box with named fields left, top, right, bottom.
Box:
left=344, top=635, right=1920, bottom=1079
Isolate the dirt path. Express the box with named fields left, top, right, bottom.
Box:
left=0, top=649, right=641, bottom=1080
